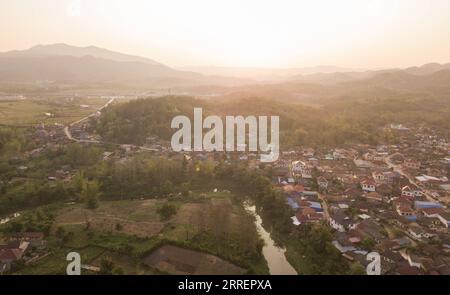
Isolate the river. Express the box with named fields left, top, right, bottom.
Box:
left=244, top=203, right=298, bottom=275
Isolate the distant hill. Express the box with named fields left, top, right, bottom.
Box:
left=180, top=65, right=364, bottom=81
left=292, top=63, right=450, bottom=85
left=342, top=69, right=450, bottom=93
left=0, top=55, right=196, bottom=83
left=0, top=43, right=164, bottom=66
left=0, top=44, right=250, bottom=87
left=404, top=62, right=450, bottom=75
left=208, top=67, right=450, bottom=106
left=1, top=44, right=449, bottom=90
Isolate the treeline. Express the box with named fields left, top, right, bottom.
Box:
left=98, top=154, right=191, bottom=198
left=93, top=95, right=450, bottom=148
left=0, top=139, right=104, bottom=215
left=92, top=96, right=210, bottom=144
left=0, top=127, right=29, bottom=156
left=0, top=180, right=69, bottom=215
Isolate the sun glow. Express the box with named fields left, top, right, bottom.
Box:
left=2, top=0, right=450, bottom=68
left=72, top=0, right=396, bottom=67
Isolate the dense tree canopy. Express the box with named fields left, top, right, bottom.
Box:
left=93, top=95, right=450, bottom=148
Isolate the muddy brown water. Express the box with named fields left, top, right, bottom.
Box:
left=244, top=203, right=297, bottom=275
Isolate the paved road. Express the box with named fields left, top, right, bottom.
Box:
left=64, top=97, right=115, bottom=142
left=63, top=97, right=160, bottom=152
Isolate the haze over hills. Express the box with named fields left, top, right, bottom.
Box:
left=404, top=62, right=450, bottom=75
left=179, top=65, right=365, bottom=81
left=183, top=63, right=450, bottom=84
left=292, top=63, right=450, bottom=85
left=0, top=43, right=164, bottom=66
left=1, top=44, right=450, bottom=91
left=203, top=67, right=450, bottom=107
left=0, top=44, right=250, bottom=87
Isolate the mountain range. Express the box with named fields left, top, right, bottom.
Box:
left=179, top=65, right=364, bottom=81
left=0, top=44, right=247, bottom=87
left=1, top=44, right=450, bottom=91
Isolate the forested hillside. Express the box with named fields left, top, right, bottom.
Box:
left=94, top=95, right=450, bottom=148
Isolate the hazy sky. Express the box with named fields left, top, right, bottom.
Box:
left=1, top=0, right=450, bottom=68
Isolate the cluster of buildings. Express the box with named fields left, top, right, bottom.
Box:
left=34, top=123, right=67, bottom=144
left=270, top=125, right=450, bottom=274
left=0, top=232, right=46, bottom=274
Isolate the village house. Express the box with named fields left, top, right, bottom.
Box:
left=414, top=201, right=444, bottom=210
left=364, top=191, right=383, bottom=202
left=0, top=248, right=23, bottom=273
left=307, top=157, right=319, bottom=167
left=291, top=160, right=312, bottom=179
left=292, top=160, right=306, bottom=174
left=372, top=171, right=385, bottom=183
left=344, top=187, right=362, bottom=199
left=403, top=159, right=421, bottom=170
left=381, top=250, right=403, bottom=274
left=415, top=175, right=443, bottom=185
left=302, top=148, right=315, bottom=157
left=292, top=209, right=324, bottom=225
left=360, top=179, right=376, bottom=192
left=420, top=217, right=443, bottom=231
left=354, top=159, right=375, bottom=169
left=373, top=152, right=387, bottom=162
left=333, top=149, right=347, bottom=160
left=394, top=198, right=416, bottom=221
left=0, top=238, right=34, bottom=274
left=401, top=186, right=423, bottom=199
left=329, top=209, right=358, bottom=232
left=420, top=207, right=444, bottom=218
left=300, top=166, right=312, bottom=179
left=332, top=233, right=357, bottom=253
left=407, top=224, right=434, bottom=241
left=389, top=237, right=413, bottom=250
left=402, top=252, right=424, bottom=270
left=316, top=176, right=328, bottom=191
left=383, top=171, right=401, bottom=185
left=289, top=195, right=324, bottom=225
left=351, top=219, right=385, bottom=243
left=9, top=232, right=45, bottom=248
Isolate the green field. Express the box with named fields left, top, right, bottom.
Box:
left=7, top=191, right=269, bottom=275
left=0, top=97, right=108, bottom=125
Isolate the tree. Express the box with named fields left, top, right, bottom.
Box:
left=79, top=180, right=101, bottom=209
left=72, top=170, right=86, bottom=193
left=160, top=180, right=173, bottom=197
left=293, top=224, right=351, bottom=274
left=157, top=203, right=177, bottom=221
left=361, top=237, right=376, bottom=251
